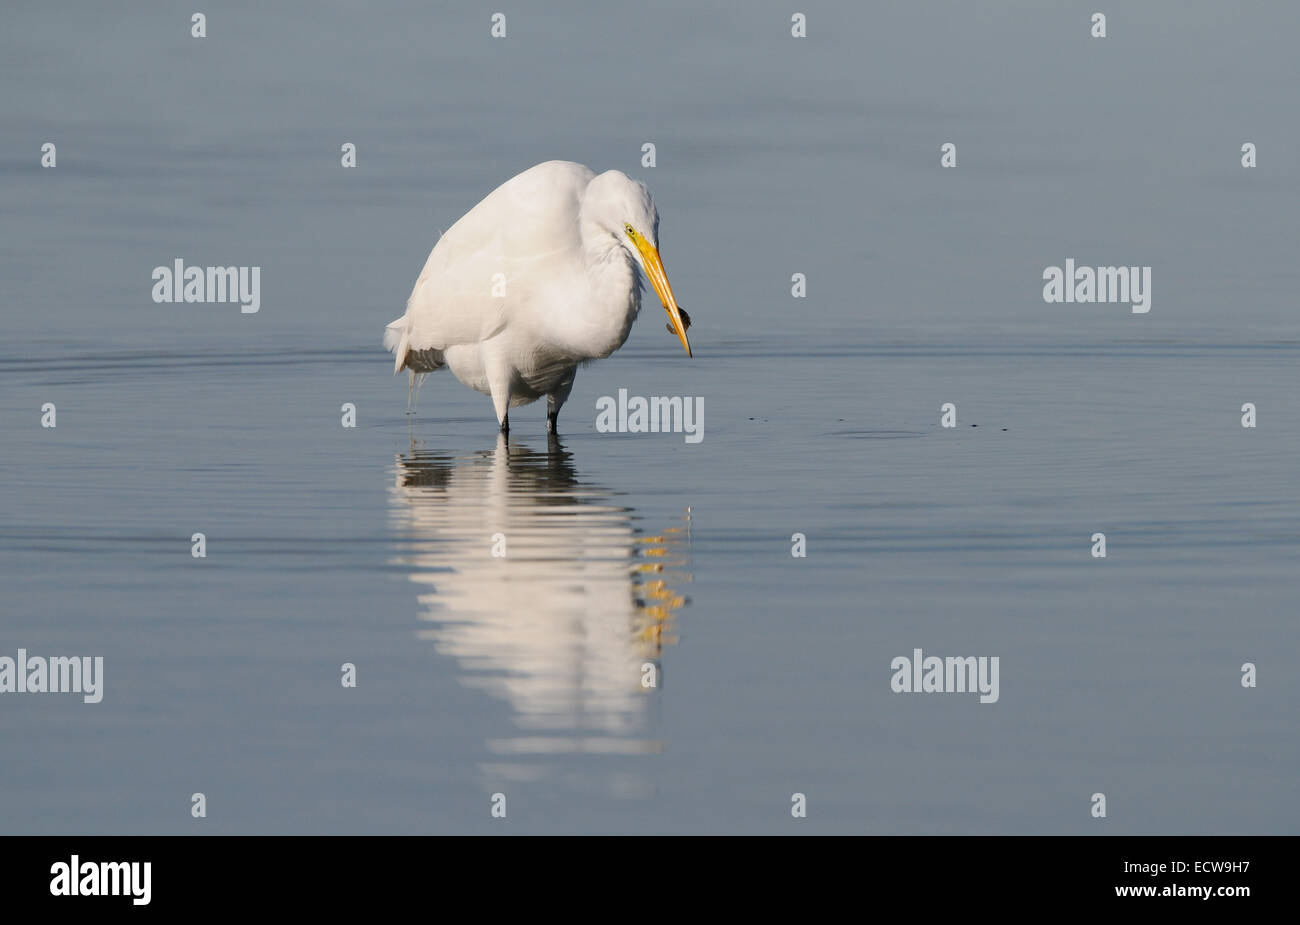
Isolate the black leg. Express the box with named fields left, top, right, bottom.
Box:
left=546, top=369, right=575, bottom=437
left=499, top=413, right=509, bottom=436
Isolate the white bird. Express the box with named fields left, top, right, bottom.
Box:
left=384, top=160, right=692, bottom=434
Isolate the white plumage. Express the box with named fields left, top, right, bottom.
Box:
left=384, top=160, right=692, bottom=433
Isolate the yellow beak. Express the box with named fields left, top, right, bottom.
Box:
left=633, top=236, right=692, bottom=357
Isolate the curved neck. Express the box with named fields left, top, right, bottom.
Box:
left=569, top=217, right=641, bottom=357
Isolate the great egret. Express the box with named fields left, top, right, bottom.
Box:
left=384, top=160, right=693, bottom=434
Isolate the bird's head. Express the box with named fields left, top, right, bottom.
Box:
left=585, top=170, right=691, bottom=357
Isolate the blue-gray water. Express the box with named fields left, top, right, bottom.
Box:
left=1, top=1, right=1297, bottom=833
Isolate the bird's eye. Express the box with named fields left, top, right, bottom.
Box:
left=624, top=224, right=635, bottom=237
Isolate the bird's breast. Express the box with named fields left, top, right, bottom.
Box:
left=527, top=255, right=640, bottom=363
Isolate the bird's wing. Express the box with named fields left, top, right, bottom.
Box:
left=397, top=161, right=595, bottom=356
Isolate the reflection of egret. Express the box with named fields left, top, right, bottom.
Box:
left=388, top=436, right=690, bottom=775
left=382, top=161, right=694, bottom=434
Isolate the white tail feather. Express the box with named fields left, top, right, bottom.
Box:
left=384, top=317, right=410, bottom=374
